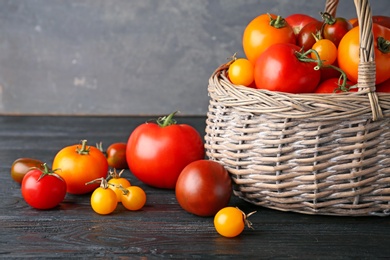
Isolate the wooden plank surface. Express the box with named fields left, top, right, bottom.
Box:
left=1, top=115, right=389, bottom=258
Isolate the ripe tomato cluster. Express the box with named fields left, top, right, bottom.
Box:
left=10, top=112, right=257, bottom=238
left=230, top=12, right=390, bottom=94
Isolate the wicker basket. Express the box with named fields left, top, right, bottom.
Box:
left=205, top=0, right=390, bottom=216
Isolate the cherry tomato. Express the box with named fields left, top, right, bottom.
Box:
left=254, top=43, right=321, bottom=93
left=228, top=58, right=254, bottom=87
left=21, top=164, right=67, bottom=210
left=175, top=160, right=232, bottom=217
left=11, top=158, right=44, bottom=184
left=243, top=13, right=296, bottom=64
left=285, top=13, right=319, bottom=35
left=311, top=39, right=337, bottom=66
left=120, top=186, right=146, bottom=211
left=126, top=112, right=205, bottom=189
left=107, top=169, right=131, bottom=202
left=214, top=207, right=256, bottom=238
left=338, top=24, right=390, bottom=85
left=322, top=13, right=353, bottom=47
left=106, top=142, right=128, bottom=169
left=297, top=20, right=324, bottom=51
left=52, top=139, right=109, bottom=194
left=88, top=178, right=118, bottom=215
left=315, top=77, right=356, bottom=93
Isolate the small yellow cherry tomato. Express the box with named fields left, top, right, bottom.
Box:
left=214, top=207, right=256, bottom=238
left=107, top=169, right=131, bottom=202
left=310, top=39, right=337, bottom=66
left=120, top=186, right=146, bottom=211
left=91, top=187, right=118, bottom=215
left=228, top=58, right=254, bottom=87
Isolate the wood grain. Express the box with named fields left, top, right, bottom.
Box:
left=0, top=115, right=389, bottom=258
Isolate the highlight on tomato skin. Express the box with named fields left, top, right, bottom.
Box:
left=10, top=158, right=45, bottom=184
left=214, top=207, right=256, bottom=238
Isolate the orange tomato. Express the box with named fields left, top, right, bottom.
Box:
left=311, top=39, right=338, bottom=66
left=228, top=58, right=254, bottom=87
left=52, top=140, right=109, bottom=194
left=242, top=13, right=296, bottom=64
left=338, top=23, right=390, bottom=85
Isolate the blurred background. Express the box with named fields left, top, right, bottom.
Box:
left=0, top=0, right=388, bottom=115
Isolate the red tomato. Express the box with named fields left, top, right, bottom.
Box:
left=322, top=13, right=353, bottom=47
left=319, top=59, right=341, bottom=82
left=297, top=20, right=324, bottom=50
left=351, top=15, right=390, bottom=29
left=376, top=78, right=390, bottom=92
left=52, top=140, right=109, bottom=194
left=175, top=160, right=232, bottom=217
left=315, top=78, right=356, bottom=93
left=126, top=112, right=205, bottom=189
left=243, top=13, right=296, bottom=64
left=21, top=164, right=67, bottom=209
left=106, top=142, right=128, bottom=169
left=285, top=13, right=319, bottom=35
left=338, top=24, right=390, bottom=85
left=254, top=43, right=321, bottom=93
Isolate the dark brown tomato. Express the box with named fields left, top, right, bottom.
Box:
left=11, top=158, right=44, bottom=184
left=297, top=20, right=324, bottom=50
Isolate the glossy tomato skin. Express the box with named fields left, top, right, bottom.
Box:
left=11, top=158, right=44, bottom=184
left=323, top=17, right=353, bottom=47
left=243, top=13, right=296, bottom=64
left=338, top=24, right=390, bottom=85
left=297, top=21, right=324, bottom=50
left=127, top=119, right=205, bottom=189
left=175, top=160, right=232, bottom=217
left=21, top=168, right=67, bottom=209
left=52, top=140, right=109, bottom=194
left=106, top=142, right=128, bottom=169
left=376, top=78, right=390, bottom=92
left=285, top=13, right=318, bottom=35
left=314, top=78, right=356, bottom=93
left=254, top=43, right=321, bottom=93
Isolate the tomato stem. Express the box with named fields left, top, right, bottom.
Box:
left=37, top=163, right=63, bottom=182
left=76, top=140, right=91, bottom=155
left=157, top=111, right=178, bottom=127
left=296, top=49, right=350, bottom=92
left=378, top=37, right=390, bottom=54
left=267, top=13, right=288, bottom=29
left=321, top=12, right=336, bottom=25
left=85, top=177, right=109, bottom=189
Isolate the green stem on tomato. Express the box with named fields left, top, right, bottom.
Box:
left=321, top=12, right=336, bottom=25
left=296, top=49, right=350, bottom=92
left=378, top=37, right=390, bottom=54
left=76, top=139, right=90, bottom=155
left=157, top=111, right=178, bottom=127
left=268, top=13, right=288, bottom=29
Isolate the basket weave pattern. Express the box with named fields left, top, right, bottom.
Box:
left=205, top=0, right=390, bottom=216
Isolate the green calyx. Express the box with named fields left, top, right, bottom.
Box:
left=321, top=12, right=336, bottom=25
left=156, top=111, right=178, bottom=127
left=268, top=13, right=288, bottom=29
left=378, top=37, right=390, bottom=54
left=76, top=139, right=90, bottom=155
left=37, top=163, right=61, bottom=181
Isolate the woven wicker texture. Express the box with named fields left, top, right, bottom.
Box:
left=205, top=0, right=390, bottom=216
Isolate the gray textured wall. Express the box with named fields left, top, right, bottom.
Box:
left=0, top=0, right=388, bottom=115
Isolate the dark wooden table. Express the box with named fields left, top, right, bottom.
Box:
left=1, top=115, right=389, bottom=259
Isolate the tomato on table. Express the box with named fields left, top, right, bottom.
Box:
left=126, top=112, right=205, bottom=189
left=87, top=178, right=118, bottom=215
left=21, top=163, right=67, bottom=210
left=11, top=158, right=44, bottom=184
left=120, top=186, right=147, bottom=211
left=107, top=169, right=131, bottom=202
left=214, top=207, right=256, bottom=238
left=254, top=43, right=321, bottom=93
left=52, top=139, right=109, bottom=194
left=106, top=142, right=128, bottom=169
left=243, top=13, right=296, bottom=64
left=175, top=160, right=232, bottom=217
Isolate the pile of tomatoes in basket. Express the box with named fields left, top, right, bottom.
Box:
left=228, top=12, right=390, bottom=94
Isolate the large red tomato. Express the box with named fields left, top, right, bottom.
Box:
left=285, top=13, right=319, bottom=35
left=52, top=140, right=109, bottom=194
left=243, top=13, right=296, bottom=64
left=175, top=160, right=232, bottom=217
left=21, top=164, right=67, bottom=209
left=126, top=112, right=205, bottom=189
left=254, top=43, right=321, bottom=93
left=338, top=23, right=390, bottom=85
